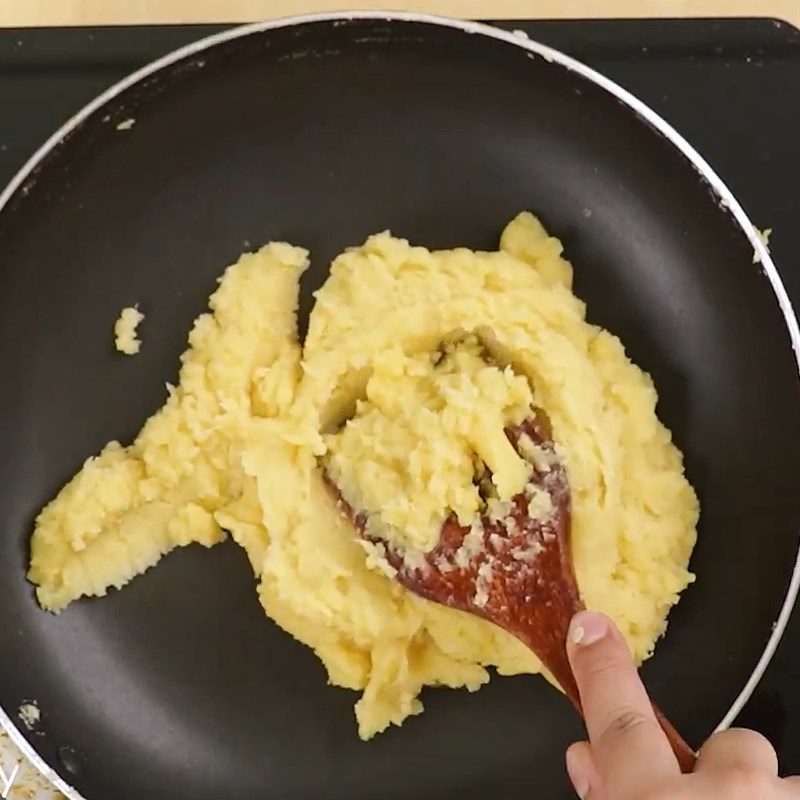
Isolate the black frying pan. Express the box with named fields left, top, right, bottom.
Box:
left=1, top=14, right=799, bottom=800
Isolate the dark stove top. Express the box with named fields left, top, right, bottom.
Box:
left=1, top=14, right=799, bottom=776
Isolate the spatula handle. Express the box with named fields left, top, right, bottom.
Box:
left=548, top=655, right=696, bottom=773
left=653, top=705, right=697, bottom=774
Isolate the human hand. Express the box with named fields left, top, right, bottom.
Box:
left=565, top=610, right=800, bottom=799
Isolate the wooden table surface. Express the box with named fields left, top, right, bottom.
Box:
left=0, top=0, right=798, bottom=28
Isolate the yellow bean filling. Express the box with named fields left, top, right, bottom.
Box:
left=327, top=334, right=534, bottom=553
left=29, top=213, right=698, bottom=739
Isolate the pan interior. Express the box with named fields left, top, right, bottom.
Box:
left=1, top=18, right=799, bottom=800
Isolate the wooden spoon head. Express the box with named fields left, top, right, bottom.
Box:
left=327, top=405, right=696, bottom=769
left=329, top=407, right=584, bottom=705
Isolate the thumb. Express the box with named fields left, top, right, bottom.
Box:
left=566, top=611, right=679, bottom=799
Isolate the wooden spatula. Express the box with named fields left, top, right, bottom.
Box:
left=327, top=405, right=696, bottom=773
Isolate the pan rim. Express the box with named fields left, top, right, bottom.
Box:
left=1, top=12, right=798, bottom=798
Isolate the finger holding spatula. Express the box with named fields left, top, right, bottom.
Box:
left=565, top=611, right=794, bottom=800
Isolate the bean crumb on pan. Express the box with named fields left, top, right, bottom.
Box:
left=114, top=305, right=144, bottom=355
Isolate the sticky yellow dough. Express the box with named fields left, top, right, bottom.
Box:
left=326, top=335, right=534, bottom=553
left=28, top=243, right=306, bottom=609
left=28, top=213, right=698, bottom=740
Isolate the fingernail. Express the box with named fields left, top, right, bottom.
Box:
left=565, top=748, right=591, bottom=799
left=568, top=611, right=610, bottom=648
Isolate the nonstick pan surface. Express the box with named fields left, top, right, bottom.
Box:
left=1, top=13, right=800, bottom=800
